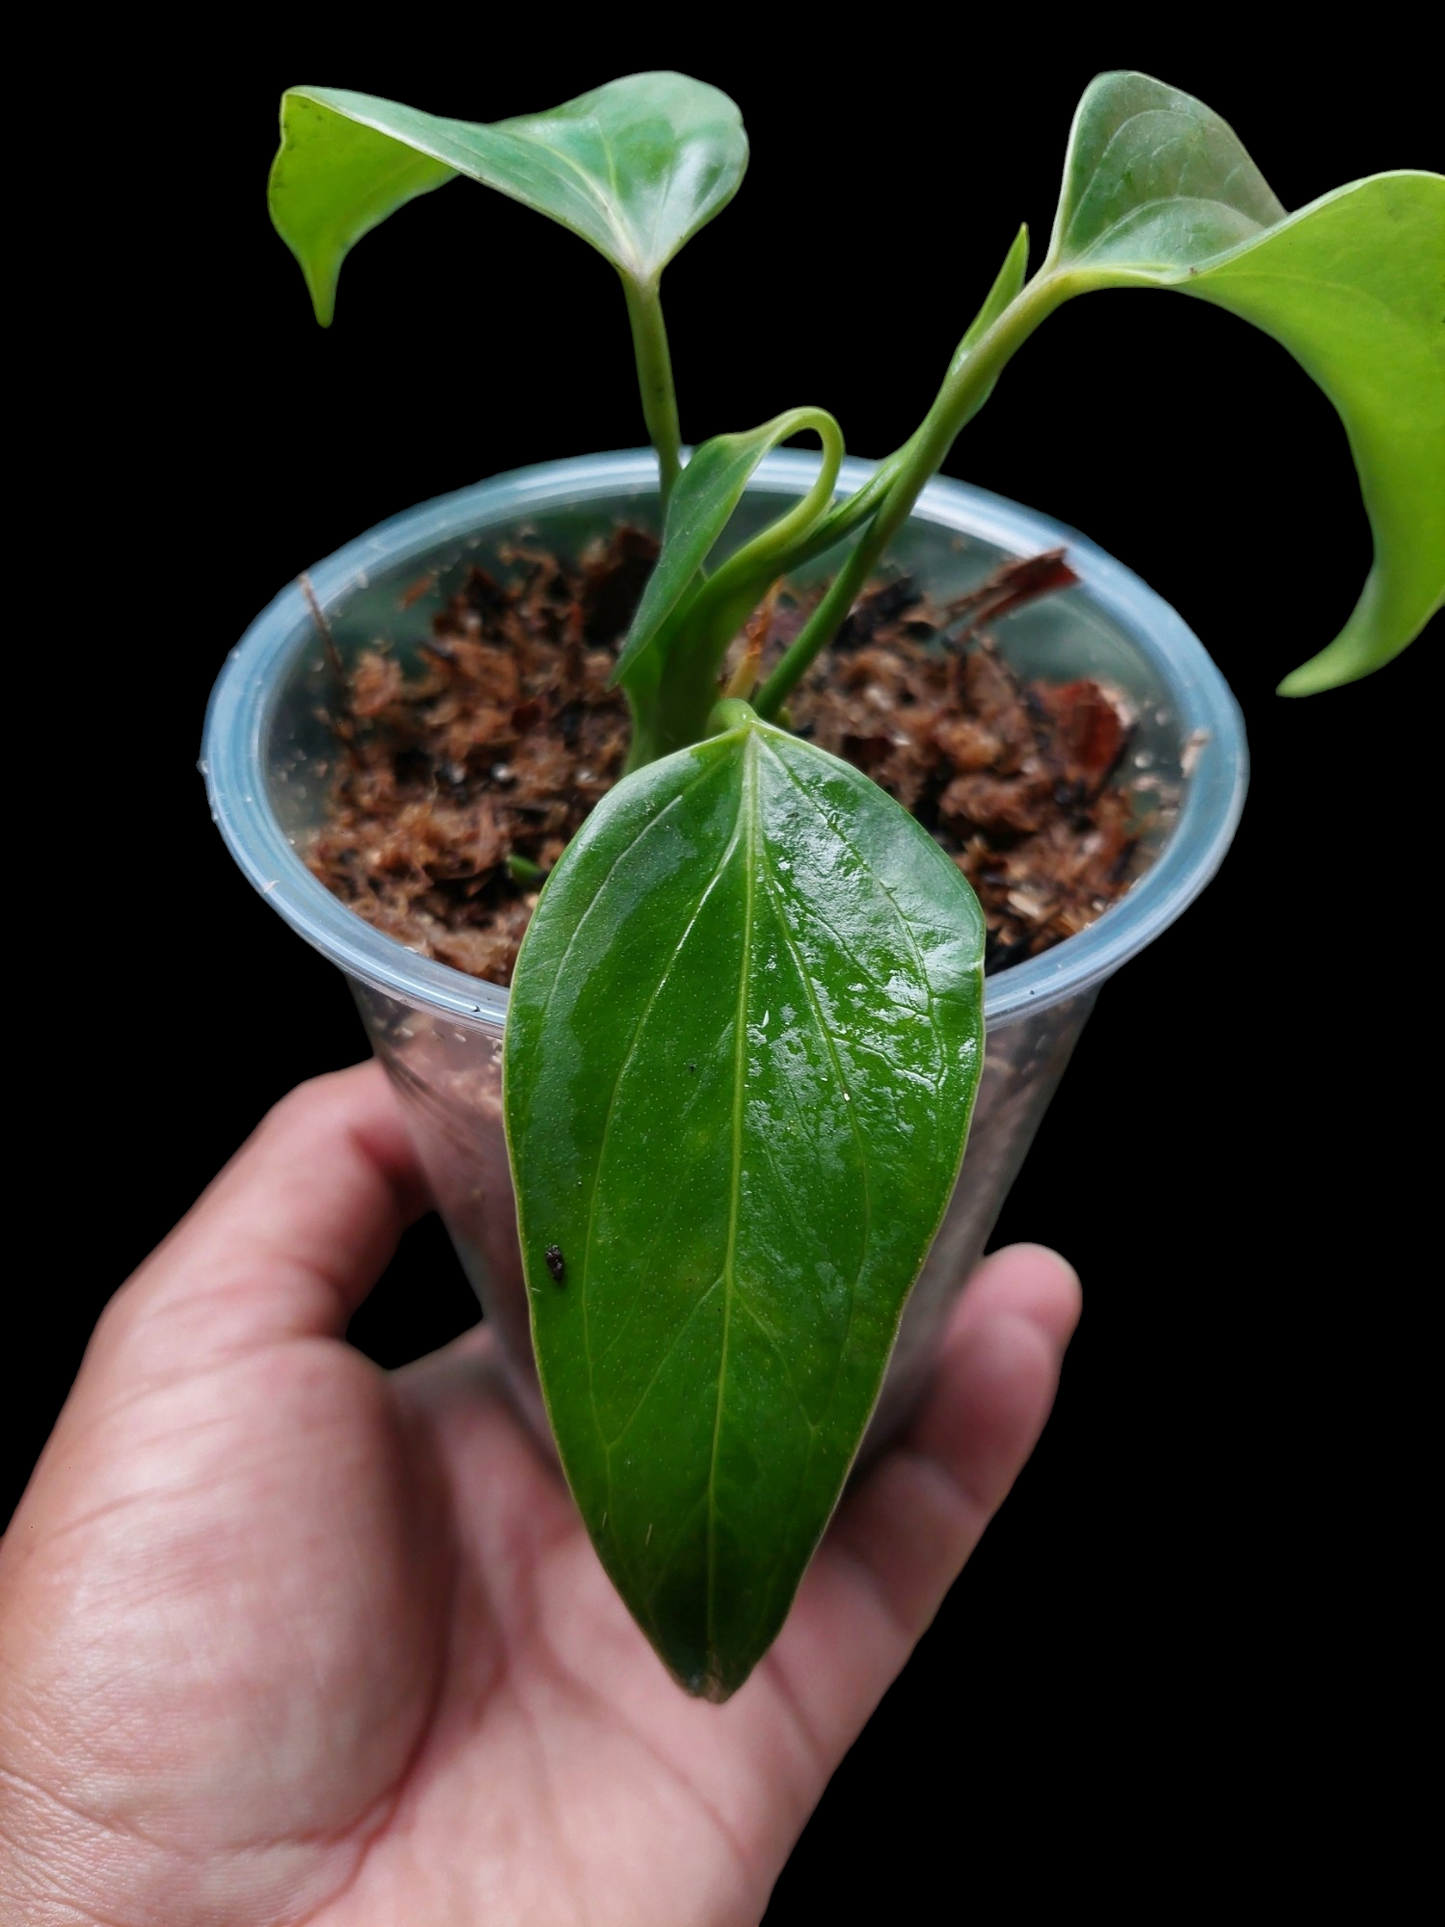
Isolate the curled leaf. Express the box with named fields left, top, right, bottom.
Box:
left=614, top=409, right=843, bottom=690
left=269, top=72, right=748, bottom=323
left=1046, top=72, right=1445, bottom=690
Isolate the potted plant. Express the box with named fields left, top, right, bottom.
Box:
left=201, top=64, right=1440, bottom=1706
left=4, top=46, right=1433, bottom=1923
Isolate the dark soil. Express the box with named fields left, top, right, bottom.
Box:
left=309, top=527, right=1147, bottom=982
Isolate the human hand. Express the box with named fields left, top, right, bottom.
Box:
left=1, top=1061, right=1080, bottom=1926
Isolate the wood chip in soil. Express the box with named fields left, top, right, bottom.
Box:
left=308, top=528, right=1157, bottom=984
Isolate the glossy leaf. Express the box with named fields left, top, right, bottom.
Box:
left=1047, top=71, right=1286, bottom=272
left=1182, top=175, right=1445, bottom=693
left=269, top=72, right=747, bottom=324
left=504, top=709, right=985, bottom=1698
left=1046, top=73, right=1445, bottom=690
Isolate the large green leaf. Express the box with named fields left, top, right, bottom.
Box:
left=1045, top=72, right=1445, bottom=691
left=269, top=71, right=747, bottom=324
left=1182, top=176, right=1444, bottom=694
left=504, top=707, right=985, bottom=1698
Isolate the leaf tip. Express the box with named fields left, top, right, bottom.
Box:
left=308, top=279, right=338, bottom=328
left=1274, top=666, right=1318, bottom=698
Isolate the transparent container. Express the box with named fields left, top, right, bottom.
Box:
left=203, top=451, right=1247, bottom=1458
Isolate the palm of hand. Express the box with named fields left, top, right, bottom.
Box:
left=1, top=1067, right=1077, bottom=1927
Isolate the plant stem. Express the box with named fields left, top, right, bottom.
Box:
left=623, top=277, right=683, bottom=509
left=626, top=439, right=910, bottom=763
left=776, top=440, right=914, bottom=574
left=626, top=411, right=847, bottom=769
left=754, top=271, right=1072, bottom=720
left=697, top=412, right=845, bottom=606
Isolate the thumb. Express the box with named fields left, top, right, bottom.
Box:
left=78, top=1060, right=431, bottom=1388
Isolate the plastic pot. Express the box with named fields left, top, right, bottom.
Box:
left=203, top=450, right=1246, bottom=1458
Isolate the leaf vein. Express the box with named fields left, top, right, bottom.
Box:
left=704, top=733, right=757, bottom=1672
left=601, top=1276, right=725, bottom=1449
left=580, top=778, right=746, bottom=1440
left=759, top=738, right=953, bottom=1079
left=755, top=837, right=872, bottom=1444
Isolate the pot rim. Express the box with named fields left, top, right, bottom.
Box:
left=203, top=448, right=1248, bottom=1032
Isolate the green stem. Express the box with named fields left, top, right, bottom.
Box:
left=623, top=277, right=683, bottom=509
left=631, top=439, right=911, bottom=763
left=755, top=270, right=1073, bottom=720
left=696, top=411, right=845, bottom=608
left=775, top=438, right=915, bottom=574
left=708, top=696, right=758, bottom=736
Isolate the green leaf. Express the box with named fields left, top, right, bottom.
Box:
left=504, top=710, right=985, bottom=1698
left=950, top=222, right=1030, bottom=365
left=266, top=95, right=453, bottom=326
left=1046, top=73, right=1445, bottom=691
left=614, top=408, right=842, bottom=689
left=269, top=71, right=748, bottom=324
left=1046, top=71, right=1286, bottom=272
left=1185, top=176, right=1445, bottom=694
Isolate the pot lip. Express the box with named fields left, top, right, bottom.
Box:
left=203, top=448, right=1248, bottom=1032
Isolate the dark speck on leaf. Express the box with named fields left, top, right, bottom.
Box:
left=545, top=1244, right=566, bottom=1285
left=687, top=1062, right=697, bottom=1073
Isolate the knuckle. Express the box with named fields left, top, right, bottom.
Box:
left=257, top=1068, right=353, bottom=1144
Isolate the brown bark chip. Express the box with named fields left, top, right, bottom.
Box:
left=309, top=533, right=1148, bottom=982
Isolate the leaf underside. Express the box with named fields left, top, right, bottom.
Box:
left=269, top=71, right=748, bottom=324
left=1048, top=73, right=1445, bottom=691
left=504, top=714, right=985, bottom=1698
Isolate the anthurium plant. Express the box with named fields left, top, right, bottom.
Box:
left=269, top=71, right=1443, bottom=1699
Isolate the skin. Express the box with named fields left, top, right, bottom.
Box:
left=0, top=1062, right=1080, bottom=1927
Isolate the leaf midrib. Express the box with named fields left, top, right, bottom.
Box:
left=704, top=730, right=757, bottom=1669
left=1059, top=98, right=1282, bottom=269
left=323, top=92, right=643, bottom=273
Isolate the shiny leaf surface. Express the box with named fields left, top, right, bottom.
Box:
left=504, top=710, right=985, bottom=1697
left=269, top=72, right=747, bottom=324
left=1181, top=174, right=1445, bottom=693
left=1047, top=73, right=1445, bottom=690
left=1047, top=71, right=1286, bottom=272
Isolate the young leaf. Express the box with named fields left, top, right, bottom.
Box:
left=613, top=409, right=842, bottom=689
left=269, top=72, right=748, bottom=324
left=947, top=222, right=1030, bottom=371
left=504, top=709, right=985, bottom=1699
left=1045, top=73, right=1445, bottom=691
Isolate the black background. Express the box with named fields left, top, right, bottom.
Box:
left=19, top=19, right=1438, bottom=1915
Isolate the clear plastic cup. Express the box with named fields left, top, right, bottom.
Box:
left=203, top=451, right=1247, bottom=1456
